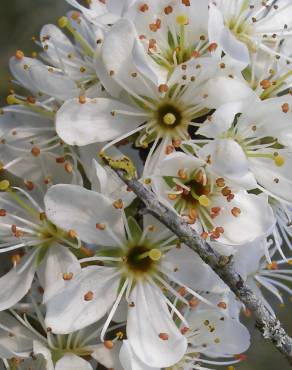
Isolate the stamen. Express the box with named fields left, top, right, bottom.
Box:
left=58, top=16, right=94, bottom=57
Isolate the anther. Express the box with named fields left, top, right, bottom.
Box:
left=58, top=16, right=69, bottom=28
left=231, top=207, right=241, bottom=217
left=178, top=287, right=187, bottom=296
left=178, top=169, right=187, bottom=179
left=65, top=162, right=73, bottom=173
left=104, top=340, right=114, bottom=349
left=63, top=272, right=74, bottom=281
left=158, top=333, right=169, bottom=340
left=113, top=199, right=124, bottom=209
left=79, top=95, right=86, bottom=104
left=282, top=103, right=289, bottom=113
left=68, top=229, right=77, bottom=239
left=266, top=261, right=278, bottom=270
left=0, top=209, right=7, bottom=216
left=15, top=50, right=24, bottom=60
left=31, top=147, right=41, bottom=157
left=96, top=223, right=106, bottom=230
left=208, top=43, right=218, bottom=52
left=189, top=297, right=199, bottom=308
left=39, top=212, right=46, bottom=221
left=6, top=94, right=17, bottom=105
left=139, top=3, right=149, bottom=12
left=260, top=79, right=271, bottom=89
left=84, top=291, right=94, bottom=301
left=201, top=231, right=208, bottom=240
left=217, top=301, right=227, bottom=309
left=164, top=6, right=173, bottom=14
left=158, top=84, right=168, bottom=93
left=11, top=254, right=21, bottom=265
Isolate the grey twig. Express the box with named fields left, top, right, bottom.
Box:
left=107, top=165, right=292, bottom=366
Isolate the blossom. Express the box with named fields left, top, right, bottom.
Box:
left=151, top=151, right=274, bottom=245
left=119, top=303, right=250, bottom=370
left=43, top=184, right=227, bottom=367
left=0, top=154, right=82, bottom=310
left=0, top=308, right=116, bottom=370
left=208, top=0, right=292, bottom=66
left=56, top=42, right=251, bottom=173
left=234, top=240, right=292, bottom=315
left=194, top=94, right=292, bottom=204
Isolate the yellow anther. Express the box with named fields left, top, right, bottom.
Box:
left=58, top=16, right=69, bottom=28
left=6, top=95, right=17, bottom=105
left=149, top=248, right=162, bottom=261
left=163, top=113, right=176, bottom=125
left=199, top=195, right=210, bottom=207
left=274, top=155, right=285, bottom=167
left=116, top=331, right=124, bottom=339
left=176, top=14, right=188, bottom=26
left=0, top=180, right=10, bottom=191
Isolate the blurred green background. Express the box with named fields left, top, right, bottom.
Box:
left=0, top=1, right=291, bottom=369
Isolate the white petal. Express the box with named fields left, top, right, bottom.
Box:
left=0, top=251, right=36, bottom=310
left=199, top=139, right=257, bottom=189
left=133, top=40, right=168, bottom=86
left=9, top=57, right=43, bottom=93
left=213, top=191, right=275, bottom=245
left=197, top=101, right=244, bottom=138
left=203, top=77, right=254, bottom=108
left=45, top=266, right=119, bottom=333
left=94, top=53, right=122, bottom=98
left=56, top=97, right=144, bottom=146
left=249, top=151, right=292, bottom=203
left=119, top=340, right=159, bottom=370
left=45, top=184, right=125, bottom=245
left=102, top=19, right=135, bottom=79
left=55, top=354, right=93, bottom=370
left=37, top=245, right=82, bottom=303
left=164, top=245, right=227, bottom=293
left=0, top=312, right=35, bottom=358
left=187, top=308, right=250, bottom=355
left=92, top=341, right=123, bottom=370
left=208, top=3, right=249, bottom=66
left=127, top=281, right=187, bottom=368
left=33, top=341, right=54, bottom=370
left=233, top=240, right=265, bottom=280
left=28, top=65, right=79, bottom=100
left=157, top=152, right=205, bottom=177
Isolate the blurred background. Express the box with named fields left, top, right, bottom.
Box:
left=0, top=1, right=291, bottom=369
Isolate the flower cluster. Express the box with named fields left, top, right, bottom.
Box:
left=0, top=0, right=292, bottom=369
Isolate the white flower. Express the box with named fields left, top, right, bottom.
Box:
left=195, top=94, right=292, bottom=203
left=242, top=47, right=292, bottom=99
left=122, top=0, right=210, bottom=76
left=119, top=303, right=250, bottom=370
left=65, top=0, right=135, bottom=25
left=0, top=11, right=111, bottom=163
left=151, top=151, right=275, bottom=245
left=233, top=240, right=292, bottom=315
left=43, top=184, right=227, bottom=367
left=56, top=39, right=252, bottom=173
left=208, top=0, right=292, bottom=66
left=0, top=309, right=112, bottom=370
left=0, top=154, right=82, bottom=310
